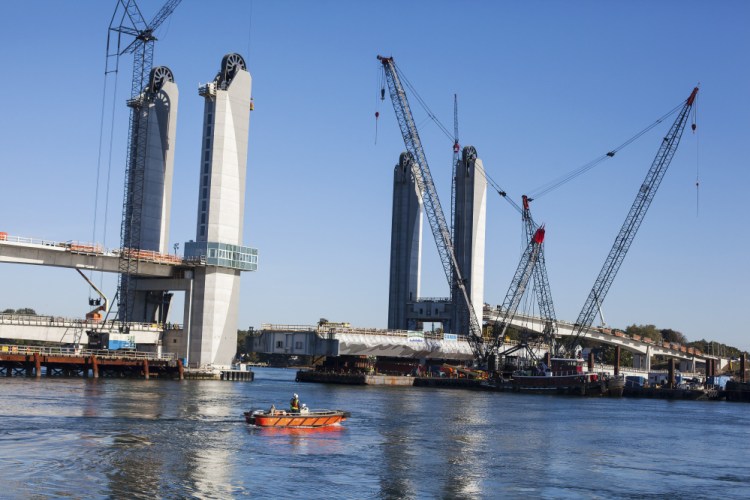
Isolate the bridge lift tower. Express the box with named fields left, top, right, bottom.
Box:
left=106, top=0, right=181, bottom=323
left=379, top=55, right=486, bottom=359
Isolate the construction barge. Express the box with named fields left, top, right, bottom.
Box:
left=0, top=344, right=253, bottom=381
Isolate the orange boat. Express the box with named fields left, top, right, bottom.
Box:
left=244, top=408, right=350, bottom=428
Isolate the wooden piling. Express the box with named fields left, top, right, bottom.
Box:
left=588, top=351, right=595, bottom=373
left=614, top=346, right=621, bottom=377
left=34, top=352, right=41, bottom=378
left=668, top=358, right=676, bottom=388
left=143, top=359, right=150, bottom=380
left=91, top=355, right=99, bottom=378
left=741, top=354, right=747, bottom=383
left=177, top=358, right=184, bottom=380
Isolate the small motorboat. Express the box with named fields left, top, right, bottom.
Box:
left=244, top=407, right=351, bottom=428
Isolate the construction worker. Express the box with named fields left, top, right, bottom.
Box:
left=290, top=393, right=300, bottom=413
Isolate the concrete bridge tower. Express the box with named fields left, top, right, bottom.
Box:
left=387, top=152, right=423, bottom=330
left=126, top=66, right=179, bottom=325
left=452, top=146, right=487, bottom=336
left=387, top=147, right=486, bottom=334
left=184, top=53, right=258, bottom=367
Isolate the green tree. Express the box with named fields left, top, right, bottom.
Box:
left=661, top=328, right=687, bottom=344
left=626, top=324, right=661, bottom=342
left=600, top=345, right=634, bottom=367
left=2, top=308, right=14, bottom=314
left=14, top=308, right=36, bottom=316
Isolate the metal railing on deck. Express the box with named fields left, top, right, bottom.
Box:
left=0, top=344, right=175, bottom=361
left=0, top=314, right=167, bottom=332
left=260, top=323, right=459, bottom=341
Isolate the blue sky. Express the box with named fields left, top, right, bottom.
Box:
left=0, top=1, right=748, bottom=350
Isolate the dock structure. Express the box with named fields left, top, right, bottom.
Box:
left=0, top=345, right=255, bottom=381
left=0, top=345, right=180, bottom=379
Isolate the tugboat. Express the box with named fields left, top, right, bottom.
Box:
left=245, top=405, right=351, bottom=428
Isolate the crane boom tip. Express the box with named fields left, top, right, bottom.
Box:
left=533, top=227, right=546, bottom=244
left=687, top=87, right=699, bottom=106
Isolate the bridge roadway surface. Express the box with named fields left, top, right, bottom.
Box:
left=0, top=314, right=164, bottom=346
left=1, top=235, right=722, bottom=370
left=483, top=307, right=709, bottom=362
left=0, top=235, right=194, bottom=277
left=254, top=317, right=725, bottom=372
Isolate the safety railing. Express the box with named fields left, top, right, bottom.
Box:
left=0, top=344, right=175, bottom=361
left=0, top=233, right=187, bottom=266
left=0, top=314, right=169, bottom=331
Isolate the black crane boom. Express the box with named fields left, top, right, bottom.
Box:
left=566, top=87, right=699, bottom=351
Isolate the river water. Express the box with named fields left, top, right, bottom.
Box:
left=0, top=367, right=747, bottom=499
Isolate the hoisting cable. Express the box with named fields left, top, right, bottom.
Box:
left=474, top=161, right=524, bottom=215
left=379, top=60, right=526, bottom=216
left=92, top=65, right=110, bottom=291
left=99, top=57, right=122, bottom=290
left=527, top=99, right=686, bottom=200
left=392, top=62, right=454, bottom=142
left=375, top=66, right=382, bottom=144
left=692, top=95, right=699, bottom=216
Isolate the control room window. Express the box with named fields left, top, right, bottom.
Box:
left=276, top=341, right=283, bottom=348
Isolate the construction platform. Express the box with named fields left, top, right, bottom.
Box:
left=295, top=369, right=484, bottom=388
left=0, top=344, right=253, bottom=381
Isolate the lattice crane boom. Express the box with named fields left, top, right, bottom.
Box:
left=108, top=0, right=181, bottom=322
left=378, top=55, right=484, bottom=355
left=488, top=226, right=547, bottom=356
left=567, top=87, right=699, bottom=351
left=522, top=196, right=558, bottom=351
left=450, top=94, right=460, bottom=242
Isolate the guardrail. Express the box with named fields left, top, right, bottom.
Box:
left=0, top=314, right=171, bottom=331
left=259, top=324, right=490, bottom=342
left=0, top=344, right=175, bottom=361
left=0, top=233, right=188, bottom=266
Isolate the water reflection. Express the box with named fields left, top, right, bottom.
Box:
left=1, top=370, right=749, bottom=498
left=378, top=389, right=419, bottom=498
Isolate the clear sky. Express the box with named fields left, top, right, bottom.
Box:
left=0, top=1, right=748, bottom=350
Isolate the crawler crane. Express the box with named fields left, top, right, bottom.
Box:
left=565, top=87, right=699, bottom=352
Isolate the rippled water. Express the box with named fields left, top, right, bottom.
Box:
left=0, top=367, right=748, bottom=499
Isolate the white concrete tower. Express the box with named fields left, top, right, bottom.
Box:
left=140, top=66, right=178, bottom=254
left=128, top=66, right=179, bottom=324
left=387, top=153, right=423, bottom=330
left=185, top=54, right=258, bottom=368
left=452, top=146, right=487, bottom=335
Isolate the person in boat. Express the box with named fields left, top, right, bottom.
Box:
left=269, top=404, right=276, bottom=415
left=290, top=393, right=301, bottom=413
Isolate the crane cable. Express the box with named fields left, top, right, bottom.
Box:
left=527, top=99, right=686, bottom=199
left=92, top=53, right=121, bottom=291
left=392, top=62, right=454, bottom=142
left=692, top=97, right=700, bottom=216
left=380, top=61, right=690, bottom=222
